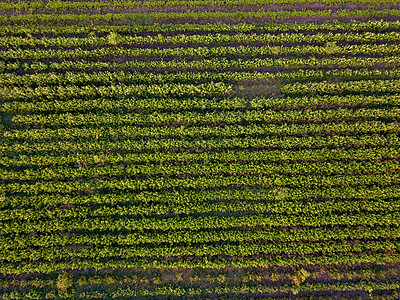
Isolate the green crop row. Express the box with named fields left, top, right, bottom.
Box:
left=1, top=144, right=398, bottom=171
left=3, top=20, right=399, bottom=37
left=0, top=263, right=397, bottom=291
left=3, top=31, right=400, bottom=49
left=2, top=68, right=400, bottom=90
left=338, top=8, right=400, bottom=17
left=109, top=281, right=400, bottom=298
left=2, top=133, right=398, bottom=157
left=5, top=120, right=400, bottom=144
left=4, top=225, right=399, bottom=251
left=283, top=79, right=400, bottom=96
left=1, top=251, right=399, bottom=275
left=0, top=82, right=232, bottom=102
left=2, top=55, right=400, bottom=77
left=3, top=74, right=400, bottom=106
left=2, top=153, right=399, bottom=184
left=2, top=92, right=399, bottom=115
left=9, top=107, right=400, bottom=129
left=2, top=169, right=399, bottom=194
left=5, top=155, right=398, bottom=181
left=3, top=184, right=400, bottom=212
left=0, top=0, right=397, bottom=11
left=1, top=43, right=398, bottom=61
left=2, top=211, right=400, bottom=243
left=3, top=239, right=400, bottom=265
left=1, top=9, right=333, bottom=25
left=1, top=192, right=399, bottom=223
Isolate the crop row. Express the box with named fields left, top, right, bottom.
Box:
left=1, top=9, right=333, bottom=25
left=2, top=170, right=400, bottom=194
left=5, top=154, right=398, bottom=181
left=338, top=8, right=400, bottom=17
left=1, top=0, right=397, bottom=11
left=108, top=281, right=400, bottom=298
left=3, top=68, right=400, bottom=90
left=3, top=77, right=400, bottom=106
left=3, top=0, right=400, bottom=10
left=1, top=43, right=398, bottom=61
left=2, top=92, right=399, bottom=115
left=1, top=192, right=399, bottom=222
left=3, top=31, right=400, bottom=49
left=3, top=20, right=400, bottom=38
left=5, top=120, right=400, bottom=143
left=3, top=184, right=400, bottom=212
left=4, top=225, right=399, bottom=251
left=2, top=209, right=400, bottom=236
left=3, top=55, right=400, bottom=77
left=2, top=157, right=399, bottom=187
left=283, top=79, right=400, bottom=96
left=9, top=107, right=400, bottom=129
left=3, top=239, right=400, bottom=266
left=0, top=266, right=397, bottom=295
left=2, top=133, right=399, bottom=157
left=9, top=276, right=400, bottom=298
left=1, top=82, right=232, bottom=103
left=1, top=251, right=399, bottom=275
left=0, top=262, right=398, bottom=290
left=0, top=144, right=398, bottom=170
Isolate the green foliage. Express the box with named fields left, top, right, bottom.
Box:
left=106, top=31, right=120, bottom=45
left=292, top=267, right=311, bottom=286
left=0, top=2, right=399, bottom=298
left=56, top=272, right=73, bottom=290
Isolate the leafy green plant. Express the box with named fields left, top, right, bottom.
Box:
left=291, top=268, right=311, bottom=286
left=106, top=32, right=120, bottom=45
left=56, top=272, right=73, bottom=290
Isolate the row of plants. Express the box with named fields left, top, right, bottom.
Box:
left=3, top=31, right=400, bottom=49
left=283, top=78, right=400, bottom=96
left=1, top=81, right=232, bottom=102
left=2, top=42, right=398, bottom=61
left=338, top=8, right=400, bottom=17
left=3, top=91, right=399, bottom=114
left=1, top=143, right=398, bottom=171
left=9, top=106, right=400, bottom=128
left=3, top=20, right=399, bottom=37
left=2, top=182, right=399, bottom=210
left=107, top=281, right=400, bottom=298
left=1, top=9, right=334, bottom=25
left=1, top=193, right=399, bottom=225
left=0, top=272, right=399, bottom=299
left=3, top=67, right=400, bottom=90
left=2, top=169, right=399, bottom=194
left=2, top=206, right=399, bottom=235
left=2, top=148, right=399, bottom=181
left=0, top=0, right=396, bottom=11
left=3, top=225, right=400, bottom=254
left=2, top=55, right=400, bottom=77
left=2, top=133, right=399, bottom=157
left=1, top=263, right=398, bottom=291
left=0, top=251, right=398, bottom=275
left=3, top=239, right=400, bottom=266
left=5, top=119, right=400, bottom=143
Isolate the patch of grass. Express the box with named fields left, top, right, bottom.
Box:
left=1, top=112, right=13, bottom=129
left=231, top=79, right=283, bottom=100
left=133, top=15, right=152, bottom=26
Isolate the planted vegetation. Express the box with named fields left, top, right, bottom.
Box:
left=1, top=0, right=400, bottom=299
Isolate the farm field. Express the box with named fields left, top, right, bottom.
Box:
left=1, top=0, right=400, bottom=299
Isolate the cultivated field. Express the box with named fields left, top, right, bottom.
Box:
left=0, top=0, right=400, bottom=299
